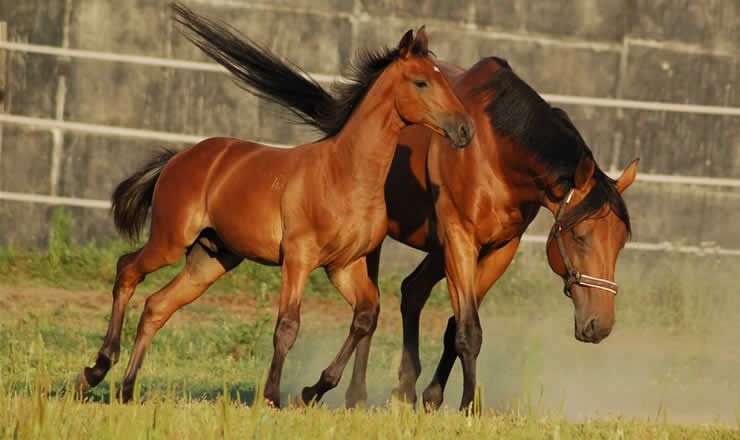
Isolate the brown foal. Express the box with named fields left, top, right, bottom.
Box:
left=224, top=52, right=638, bottom=410
left=74, top=6, right=474, bottom=408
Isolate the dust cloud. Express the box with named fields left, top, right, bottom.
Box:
left=279, top=289, right=739, bottom=425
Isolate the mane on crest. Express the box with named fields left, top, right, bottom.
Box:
left=171, top=2, right=431, bottom=139
left=325, top=41, right=430, bottom=137
left=475, top=67, right=630, bottom=233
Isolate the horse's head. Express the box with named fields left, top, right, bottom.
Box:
left=546, top=157, right=638, bottom=343
left=392, top=27, right=475, bottom=149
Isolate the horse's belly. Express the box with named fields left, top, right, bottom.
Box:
left=212, top=211, right=282, bottom=264
left=206, top=167, right=287, bottom=264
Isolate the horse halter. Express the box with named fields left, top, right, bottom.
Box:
left=547, top=188, right=618, bottom=298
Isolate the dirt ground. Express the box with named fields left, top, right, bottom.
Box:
left=2, top=284, right=738, bottom=425
left=0, top=283, right=452, bottom=332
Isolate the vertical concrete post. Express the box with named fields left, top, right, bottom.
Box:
left=0, top=22, right=6, bottom=167
left=50, top=1, right=72, bottom=198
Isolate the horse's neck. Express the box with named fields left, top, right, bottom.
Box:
left=482, top=134, right=560, bottom=210
left=504, top=147, right=564, bottom=213
left=329, top=73, right=405, bottom=191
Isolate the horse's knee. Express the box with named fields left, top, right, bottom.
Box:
left=454, top=319, right=482, bottom=359
left=351, top=306, right=378, bottom=338
left=274, top=318, right=300, bottom=355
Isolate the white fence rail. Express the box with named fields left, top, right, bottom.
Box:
left=2, top=189, right=738, bottom=257
left=2, top=41, right=740, bottom=256
left=3, top=41, right=740, bottom=116
left=2, top=112, right=740, bottom=188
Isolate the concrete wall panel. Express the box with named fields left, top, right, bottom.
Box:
left=0, top=202, right=54, bottom=247
left=473, top=0, right=629, bottom=42
left=623, top=44, right=740, bottom=106
left=1, top=0, right=739, bottom=254
left=169, top=5, right=353, bottom=76
left=630, top=0, right=740, bottom=51
left=0, top=126, right=53, bottom=194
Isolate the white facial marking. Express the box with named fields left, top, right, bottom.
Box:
left=433, top=66, right=440, bottom=72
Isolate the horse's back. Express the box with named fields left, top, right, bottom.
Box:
left=150, top=137, right=301, bottom=264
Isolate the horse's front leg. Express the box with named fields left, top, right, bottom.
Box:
left=263, top=255, right=311, bottom=408
left=345, top=245, right=383, bottom=408
left=300, top=256, right=380, bottom=406
left=423, top=226, right=481, bottom=412
left=422, top=238, right=521, bottom=411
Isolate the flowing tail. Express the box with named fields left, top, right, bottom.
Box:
left=111, top=149, right=178, bottom=241
left=170, top=2, right=335, bottom=135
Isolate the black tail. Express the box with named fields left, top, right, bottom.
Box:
left=111, top=149, right=178, bottom=241
left=170, top=2, right=335, bottom=135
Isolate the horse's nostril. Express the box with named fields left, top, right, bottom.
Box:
left=583, top=317, right=598, bottom=340
left=458, top=120, right=475, bottom=145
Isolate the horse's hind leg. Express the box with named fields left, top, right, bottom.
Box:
left=300, top=257, right=380, bottom=406
left=117, top=242, right=241, bottom=402
left=390, top=251, right=445, bottom=406
left=75, top=242, right=183, bottom=396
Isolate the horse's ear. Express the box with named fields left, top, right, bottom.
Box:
left=574, top=155, right=595, bottom=189
left=616, top=158, right=639, bottom=193
left=398, top=29, right=414, bottom=59
left=413, top=25, right=429, bottom=54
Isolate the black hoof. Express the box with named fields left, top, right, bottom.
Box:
left=422, top=385, right=443, bottom=412
left=391, top=386, right=417, bottom=407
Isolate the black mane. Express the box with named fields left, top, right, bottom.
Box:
left=475, top=67, right=631, bottom=233
left=171, top=2, right=428, bottom=138
left=325, top=44, right=421, bottom=137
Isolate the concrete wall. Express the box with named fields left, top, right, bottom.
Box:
left=1, top=0, right=739, bottom=265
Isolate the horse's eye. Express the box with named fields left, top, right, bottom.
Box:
left=414, top=80, right=428, bottom=88
left=572, top=232, right=588, bottom=244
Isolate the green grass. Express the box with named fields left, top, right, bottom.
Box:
left=1, top=377, right=737, bottom=439
left=1, top=208, right=740, bottom=437
left=1, top=284, right=738, bottom=438
left=3, top=208, right=739, bottom=332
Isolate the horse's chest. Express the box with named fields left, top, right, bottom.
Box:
left=315, top=198, right=387, bottom=263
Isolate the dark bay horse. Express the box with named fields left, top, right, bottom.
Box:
left=385, top=59, right=637, bottom=411
left=74, top=4, right=474, bottom=407
left=218, top=48, right=638, bottom=409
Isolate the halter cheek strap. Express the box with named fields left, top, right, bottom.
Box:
left=549, top=189, right=618, bottom=298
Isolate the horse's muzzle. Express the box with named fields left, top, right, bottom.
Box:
left=574, top=315, right=613, bottom=344
left=443, top=116, right=476, bottom=149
